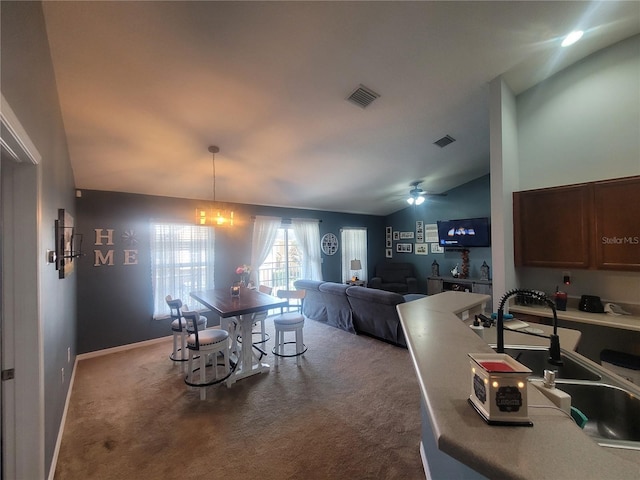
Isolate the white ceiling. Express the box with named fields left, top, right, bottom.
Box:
left=42, top=1, right=640, bottom=216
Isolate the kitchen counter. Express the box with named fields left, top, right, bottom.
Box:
left=509, top=303, right=640, bottom=332
left=398, top=291, right=640, bottom=479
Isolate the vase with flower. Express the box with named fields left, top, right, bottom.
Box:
left=235, top=264, right=251, bottom=286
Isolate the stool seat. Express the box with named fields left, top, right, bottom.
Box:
left=186, top=329, right=228, bottom=348
left=272, top=312, right=304, bottom=327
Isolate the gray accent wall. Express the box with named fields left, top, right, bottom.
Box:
left=75, top=190, right=386, bottom=353
left=385, top=175, right=492, bottom=294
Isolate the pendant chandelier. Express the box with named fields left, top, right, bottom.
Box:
left=196, top=145, right=234, bottom=227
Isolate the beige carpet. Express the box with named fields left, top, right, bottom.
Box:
left=54, top=318, right=425, bottom=479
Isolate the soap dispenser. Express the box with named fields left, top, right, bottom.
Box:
left=470, top=316, right=484, bottom=338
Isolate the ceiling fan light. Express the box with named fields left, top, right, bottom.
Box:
left=561, top=30, right=583, bottom=47
left=415, top=196, right=425, bottom=205
left=407, top=197, right=415, bottom=205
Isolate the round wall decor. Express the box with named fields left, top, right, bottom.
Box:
left=321, top=233, right=338, bottom=255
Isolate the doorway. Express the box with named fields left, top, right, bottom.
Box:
left=1, top=95, right=44, bottom=479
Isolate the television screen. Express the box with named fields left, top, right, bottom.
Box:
left=437, top=217, right=491, bottom=248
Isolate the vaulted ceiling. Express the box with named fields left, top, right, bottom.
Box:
left=42, top=1, right=640, bottom=215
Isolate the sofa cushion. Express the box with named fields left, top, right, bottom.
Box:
left=294, top=279, right=324, bottom=291
left=345, top=285, right=405, bottom=306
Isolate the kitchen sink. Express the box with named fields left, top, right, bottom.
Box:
left=498, top=346, right=602, bottom=381
left=491, top=344, right=640, bottom=450
left=556, top=381, right=640, bottom=448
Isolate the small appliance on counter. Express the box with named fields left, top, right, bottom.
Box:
left=468, top=353, right=533, bottom=426
left=578, top=295, right=605, bottom=313
left=514, top=290, right=546, bottom=306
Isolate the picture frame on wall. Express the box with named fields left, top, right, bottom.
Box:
left=393, top=231, right=399, bottom=241
left=396, top=243, right=413, bottom=253
left=415, top=243, right=428, bottom=255
left=386, top=239, right=392, bottom=248
left=399, top=231, right=414, bottom=239
left=385, top=248, right=393, bottom=258
left=431, top=243, right=445, bottom=254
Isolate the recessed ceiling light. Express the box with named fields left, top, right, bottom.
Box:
left=561, top=30, right=584, bottom=47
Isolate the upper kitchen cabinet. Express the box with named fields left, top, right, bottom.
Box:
left=514, top=176, right=640, bottom=271
left=514, top=183, right=592, bottom=268
left=593, top=176, right=640, bottom=271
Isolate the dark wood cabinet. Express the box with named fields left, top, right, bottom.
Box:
left=593, top=176, right=640, bottom=270
left=513, top=183, right=592, bottom=268
left=513, top=175, right=640, bottom=271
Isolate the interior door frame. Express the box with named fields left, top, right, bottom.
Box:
left=1, top=93, right=45, bottom=480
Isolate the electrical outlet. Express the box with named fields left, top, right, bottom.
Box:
left=562, top=271, right=571, bottom=285
left=61, top=367, right=65, bottom=384
left=68, top=347, right=71, bottom=363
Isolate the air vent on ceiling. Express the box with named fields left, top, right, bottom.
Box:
left=434, top=135, right=456, bottom=148
left=347, top=84, right=380, bottom=108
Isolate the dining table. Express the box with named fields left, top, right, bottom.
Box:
left=190, top=286, right=287, bottom=385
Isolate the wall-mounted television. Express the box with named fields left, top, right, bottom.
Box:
left=437, top=217, right=491, bottom=248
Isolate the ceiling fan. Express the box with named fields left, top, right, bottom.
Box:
left=406, top=181, right=447, bottom=205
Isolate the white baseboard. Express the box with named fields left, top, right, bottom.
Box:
left=48, top=357, right=78, bottom=480
left=420, top=440, right=431, bottom=480
left=76, top=335, right=172, bottom=361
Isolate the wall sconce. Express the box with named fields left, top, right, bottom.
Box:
left=53, top=208, right=84, bottom=279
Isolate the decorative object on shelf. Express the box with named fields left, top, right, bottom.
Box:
left=451, top=264, right=459, bottom=278
left=321, top=233, right=338, bottom=255
left=480, top=261, right=490, bottom=281
left=235, top=264, right=251, bottom=286
left=461, top=249, right=469, bottom=279
left=230, top=283, right=241, bottom=297
left=195, top=145, right=234, bottom=227
left=431, top=260, right=440, bottom=277
left=350, top=259, right=362, bottom=281
left=52, top=208, right=84, bottom=279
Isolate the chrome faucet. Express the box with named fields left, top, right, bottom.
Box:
left=496, top=289, right=563, bottom=366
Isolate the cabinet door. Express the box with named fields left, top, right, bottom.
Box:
left=513, top=184, right=592, bottom=268
left=593, top=176, right=640, bottom=271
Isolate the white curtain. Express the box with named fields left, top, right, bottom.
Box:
left=292, top=218, right=323, bottom=281
left=150, top=223, right=215, bottom=318
left=341, top=228, right=368, bottom=282
left=250, top=216, right=281, bottom=284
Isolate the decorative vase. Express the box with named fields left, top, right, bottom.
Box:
left=431, top=260, right=440, bottom=277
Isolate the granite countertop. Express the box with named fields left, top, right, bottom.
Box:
left=398, top=291, right=640, bottom=479
left=509, top=303, right=640, bottom=332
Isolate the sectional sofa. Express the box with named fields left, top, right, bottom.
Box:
left=293, top=279, right=425, bottom=347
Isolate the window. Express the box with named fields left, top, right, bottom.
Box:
left=257, top=227, right=302, bottom=291
left=341, top=227, right=368, bottom=282
left=150, top=223, right=215, bottom=318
